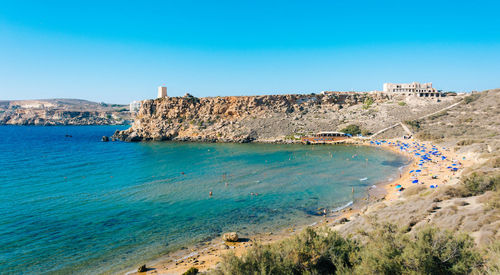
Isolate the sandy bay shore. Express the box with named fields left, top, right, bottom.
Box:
left=126, top=137, right=472, bottom=275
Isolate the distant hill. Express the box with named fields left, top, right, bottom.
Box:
left=0, top=98, right=132, bottom=125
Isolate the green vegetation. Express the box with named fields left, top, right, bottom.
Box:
left=183, top=267, right=199, bottom=275
left=445, top=170, right=500, bottom=198
left=416, top=131, right=444, bottom=141
left=340, top=124, right=371, bottom=136
left=398, top=101, right=406, bottom=106
left=405, top=119, right=421, bottom=130
left=429, top=110, right=448, bottom=120
left=362, top=97, right=374, bottom=109
left=482, top=241, right=500, bottom=274
left=341, top=124, right=361, bottom=136
left=461, top=172, right=500, bottom=196
left=213, top=224, right=483, bottom=275
left=463, top=94, right=480, bottom=104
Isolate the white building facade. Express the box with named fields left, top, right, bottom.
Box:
left=129, top=101, right=141, bottom=113
left=383, top=82, right=443, bottom=97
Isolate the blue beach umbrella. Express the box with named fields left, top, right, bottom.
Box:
left=416, top=169, right=421, bottom=172
left=452, top=168, right=458, bottom=171
left=409, top=170, right=415, bottom=173
left=412, top=180, right=419, bottom=183
left=396, top=184, right=402, bottom=189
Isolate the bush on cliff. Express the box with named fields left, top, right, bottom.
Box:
left=448, top=171, right=500, bottom=198
left=355, top=225, right=481, bottom=274
left=213, top=224, right=483, bottom=275
left=362, top=97, right=374, bottom=109
left=341, top=124, right=361, bottom=136
left=215, top=227, right=358, bottom=275
left=462, top=172, right=500, bottom=195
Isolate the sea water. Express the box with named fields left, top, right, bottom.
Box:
left=0, top=126, right=409, bottom=274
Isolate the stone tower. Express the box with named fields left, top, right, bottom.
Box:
left=157, top=86, right=167, bottom=98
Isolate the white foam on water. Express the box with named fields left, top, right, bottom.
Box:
left=331, top=201, right=353, bottom=213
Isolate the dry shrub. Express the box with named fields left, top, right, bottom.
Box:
left=443, top=185, right=470, bottom=198
left=477, top=241, right=500, bottom=275
left=463, top=94, right=481, bottom=104
left=480, top=190, right=500, bottom=210
left=457, top=139, right=480, bottom=146
left=417, top=131, right=444, bottom=141
left=402, top=185, right=427, bottom=197
left=488, top=157, right=500, bottom=169
left=462, top=172, right=500, bottom=196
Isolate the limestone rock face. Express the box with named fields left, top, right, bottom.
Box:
left=222, top=232, right=239, bottom=242
left=112, top=93, right=458, bottom=142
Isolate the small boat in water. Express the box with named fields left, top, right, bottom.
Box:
left=301, top=131, right=351, bottom=144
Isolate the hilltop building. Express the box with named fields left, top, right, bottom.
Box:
left=157, top=86, right=167, bottom=98
left=383, top=82, right=443, bottom=97
left=129, top=101, right=141, bottom=113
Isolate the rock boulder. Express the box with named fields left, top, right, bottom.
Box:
left=222, top=232, right=239, bottom=242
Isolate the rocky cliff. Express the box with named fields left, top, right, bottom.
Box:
left=114, top=92, right=460, bottom=142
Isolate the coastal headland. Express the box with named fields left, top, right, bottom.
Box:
left=113, top=92, right=461, bottom=143
left=121, top=89, right=499, bottom=274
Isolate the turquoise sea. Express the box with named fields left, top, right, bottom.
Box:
left=0, top=126, right=409, bottom=274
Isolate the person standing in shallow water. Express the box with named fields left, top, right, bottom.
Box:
left=209, top=191, right=213, bottom=197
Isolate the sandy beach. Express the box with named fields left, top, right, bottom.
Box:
left=129, top=137, right=473, bottom=275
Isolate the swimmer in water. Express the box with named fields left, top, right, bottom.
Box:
left=209, top=191, right=213, bottom=197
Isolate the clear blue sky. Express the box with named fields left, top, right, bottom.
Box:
left=1, top=0, right=499, bottom=104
